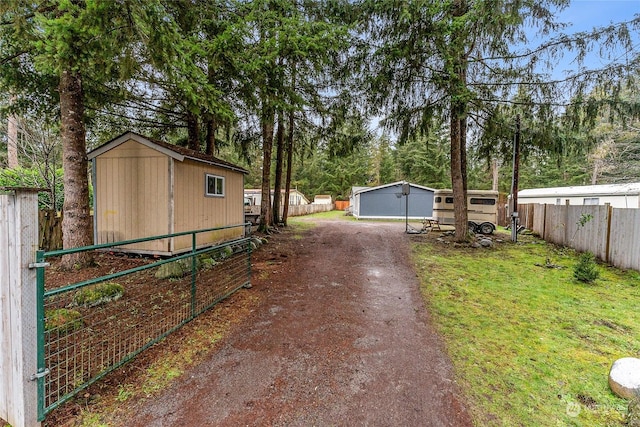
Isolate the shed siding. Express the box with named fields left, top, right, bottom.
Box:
left=94, top=141, right=170, bottom=252
left=358, top=185, right=434, bottom=218
left=172, top=159, right=244, bottom=252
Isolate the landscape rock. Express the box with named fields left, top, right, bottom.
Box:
left=155, top=260, right=186, bottom=279
left=609, top=357, right=640, bottom=399
left=479, top=239, right=493, bottom=248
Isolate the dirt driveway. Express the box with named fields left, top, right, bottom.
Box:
left=117, top=218, right=472, bottom=426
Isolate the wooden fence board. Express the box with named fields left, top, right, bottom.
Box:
left=0, top=195, right=11, bottom=424
left=520, top=202, right=639, bottom=272
left=610, top=209, right=640, bottom=271
left=544, top=204, right=567, bottom=246
left=567, top=205, right=609, bottom=261
left=532, top=204, right=546, bottom=236
left=0, top=191, right=40, bottom=427
left=38, top=210, right=63, bottom=252
left=287, top=203, right=334, bottom=217
left=522, top=204, right=535, bottom=229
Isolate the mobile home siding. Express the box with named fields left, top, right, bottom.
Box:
left=518, top=183, right=640, bottom=208
left=94, top=141, right=170, bottom=253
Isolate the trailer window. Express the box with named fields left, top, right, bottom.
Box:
left=205, top=174, right=225, bottom=197
left=435, top=196, right=442, bottom=203
left=470, top=198, right=495, bottom=205
left=445, top=197, right=454, bottom=204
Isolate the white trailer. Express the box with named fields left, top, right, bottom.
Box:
left=518, top=183, right=640, bottom=208
left=433, top=189, right=499, bottom=234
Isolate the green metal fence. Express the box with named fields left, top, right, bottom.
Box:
left=34, top=224, right=252, bottom=421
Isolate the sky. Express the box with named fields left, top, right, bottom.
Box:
left=549, top=0, right=640, bottom=76
left=559, top=0, right=639, bottom=29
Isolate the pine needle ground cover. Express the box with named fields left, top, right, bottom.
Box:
left=412, top=232, right=640, bottom=426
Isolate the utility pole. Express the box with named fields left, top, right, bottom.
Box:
left=510, top=114, right=521, bottom=242
left=402, top=182, right=410, bottom=233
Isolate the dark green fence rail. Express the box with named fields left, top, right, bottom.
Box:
left=34, top=224, right=252, bottom=421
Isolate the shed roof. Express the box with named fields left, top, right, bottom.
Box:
left=519, top=182, right=640, bottom=198
left=353, top=181, right=435, bottom=196
left=88, top=131, right=248, bottom=174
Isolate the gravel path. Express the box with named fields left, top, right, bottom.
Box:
left=119, top=218, right=473, bottom=426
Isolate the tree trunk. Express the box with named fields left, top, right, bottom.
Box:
left=282, top=108, right=295, bottom=226
left=186, top=111, right=200, bottom=151
left=591, top=160, right=600, bottom=185
left=272, top=113, right=285, bottom=225
left=205, top=116, right=217, bottom=156
left=449, top=0, right=469, bottom=242
left=7, top=111, right=19, bottom=168
left=59, top=68, right=93, bottom=269
left=450, top=109, right=469, bottom=241
left=258, top=102, right=275, bottom=232
left=491, top=158, right=499, bottom=191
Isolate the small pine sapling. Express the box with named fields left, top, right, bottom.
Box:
left=573, top=252, right=599, bottom=284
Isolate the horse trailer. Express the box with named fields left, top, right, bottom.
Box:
left=433, top=189, right=499, bottom=234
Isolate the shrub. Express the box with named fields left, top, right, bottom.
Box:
left=573, top=252, right=599, bottom=284
left=45, top=308, right=82, bottom=332
left=73, top=282, right=124, bottom=307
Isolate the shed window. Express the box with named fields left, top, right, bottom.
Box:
left=583, top=197, right=599, bottom=205
left=205, top=174, right=225, bottom=197
left=470, top=198, right=496, bottom=205
left=445, top=197, right=454, bottom=204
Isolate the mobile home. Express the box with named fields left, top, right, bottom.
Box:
left=518, top=183, right=640, bottom=208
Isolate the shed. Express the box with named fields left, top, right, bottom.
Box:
left=313, top=195, right=333, bottom=205
left=350, top=181, right=435, bottom=219
left=88, top=131, right=248, bottom=256
left=518, top=183, right=640, bottom=208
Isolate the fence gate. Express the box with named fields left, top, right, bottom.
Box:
left=36, top=227, right=252, bottom=420
left=1, top=188, right=252, bottom=426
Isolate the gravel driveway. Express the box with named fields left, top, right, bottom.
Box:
left=118, top=218, right=473, bottom=426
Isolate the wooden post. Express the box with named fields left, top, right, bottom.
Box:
left=564, top=199, right=570, bottom=246
left=0, top=188, right=41, bottom=427
left=542, top=204, right=547, bottom=241
left=510, top=114, right=521, bottom=242
left=605, top=203, right=612, bottom=263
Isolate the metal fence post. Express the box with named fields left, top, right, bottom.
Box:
left=0, top=188, right=41, bottom=427
left=191, top=232, right=197, bottom=318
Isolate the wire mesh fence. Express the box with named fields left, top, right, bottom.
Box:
left=37, top=228, right=251, bottom=419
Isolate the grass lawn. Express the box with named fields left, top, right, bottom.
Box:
left=412, top=230, right=640, bottom=426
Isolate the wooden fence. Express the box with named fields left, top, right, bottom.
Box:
left=518, top=202, right=640, bottom=272
left=39, top=204, right=335, bottom=251
left=335, top=200, right=349, bottom=211
left=38, top=211, right=63, bottom=252
left=287, top=203, right=335, bottom=217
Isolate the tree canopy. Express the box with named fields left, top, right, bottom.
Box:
left=1, top=0, right=640, bottom=244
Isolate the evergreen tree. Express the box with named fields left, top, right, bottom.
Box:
left=0, top=1, right=144, bottom=267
